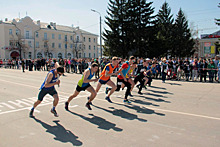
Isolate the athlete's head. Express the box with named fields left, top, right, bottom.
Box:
left=91, top=63, right=99, bottom=72
left=112, top=56, right=119, bottom=66
left=57, top=66, right=64, bottom=76
left=129, top=56, right=136, bottom=64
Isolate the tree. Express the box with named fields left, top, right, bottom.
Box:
left=154, top=2, right=174, bottom=57
left=70, top=34, right=85, bottom=59
left=103, top=0, right=155, bottom=58
left=172, top=8, right=195, bottom=57
left=215, top=3, right=220, bottom=25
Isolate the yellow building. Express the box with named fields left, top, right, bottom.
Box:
left=0, top=16, right=98, bottom=59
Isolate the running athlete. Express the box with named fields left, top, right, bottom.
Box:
left=121, top=61, right=137, bottom=96
left=106, top=56, right=136, bottom=103
left=29, top=66, right=64, bottom=117
left=65, top=63, right=99, bottom=111
left=95, top=57, right=119, bottom=103
left=134, top=59, right=149, bottom=95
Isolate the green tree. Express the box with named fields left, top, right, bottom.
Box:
left=154, top=2, right=174, bottom=57
left=172, top=8, right=195, bottom=57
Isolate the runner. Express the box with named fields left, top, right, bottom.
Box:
left=95, top=57, right=119, bottom=103
left=134, top=59, right=149, bottom=95
left=106, top=56, right=136, bottom=103
left=65, top=63, right=99, bottom=111
left=29, top=66, right=65, bottom=117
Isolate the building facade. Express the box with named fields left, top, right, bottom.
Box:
left=198, top=30, right=220, bottom=58
left=0, top=16, right=99, bottom=59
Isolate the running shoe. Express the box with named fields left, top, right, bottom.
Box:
left=128, top=93, right=133, bottom=97
left=51, top=109, right=59, bottom=117
left=65, top=102, right=69, bottom=111
left=123, top=99, right=131, bottom=103
left=87, top=97, right=93, bottom=105
left=85, top=102, right=92, bottom=110
left=138, top=91, right=143, bottom=95
left=29, top=109, right=34, bottom=118
left=105, top=87, right=109, bottom=94
left=105, top=96, right=112, bottom=103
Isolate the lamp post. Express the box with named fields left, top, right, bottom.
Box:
left=91, top=9, right=102, bottom=60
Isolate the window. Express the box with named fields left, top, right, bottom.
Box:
left=65, top=43, right=67, bottom=49
left=52, top=34, right=55, bottom=39
left=94, top=53, right=95, bottom=58
left=59, top=34, right=61, bottom=40
left=26, top=31, right=30, bottom=39
left=58, top=53, right=62, bottom=59
left=16, top=30, right=20, bottom=35
left=36, top=42, right=39, bottom=48
left=48, top=53, right=53, bottom=58
left=89, top=53, right=91, bottom=58
left=67, top=53, right=71, bottom=59
left=59, top=43, right=61, bottom=48
left=9, top=29, right=12, bottom=35
left=28, top=41, right=32, bottom=47
left=36, top=32, right=39, bottom=38
left=79, top=53, right=81, bottom=58
left=65, top=35, right=67, bottom=41
left=70, top=44, right=73, bottom=48
left=76, top=36, right=79, bottom=42
left=29, top=52, right=32, bottom=59
left=44, top=33, right=47, bottom=40
left=89, top=38, right=91, bottom=42
left=84, top=53, right=86, bottom=57
left=84, top=37, right=85, bottom=42
left=44, top=42, right=48, bottom=48
left=70, top=36, right=73, bottom=40
left=37, top=52, right=42, bottom=59
left=94, top=38, right=95, bottom=43
left=52, top=43, right=55, bottom=48
left=89, top=45, right=91, bottom=50
left=94, top=46, right=96, bottom=50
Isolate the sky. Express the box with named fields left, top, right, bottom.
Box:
left=0, top=0, right=220, bottom=43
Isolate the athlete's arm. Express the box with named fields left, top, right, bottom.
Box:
left=118, top=67, right=127, bottom=81
left=44, top=73, right=60, bottom=87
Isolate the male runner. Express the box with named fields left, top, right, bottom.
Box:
left=134, top=59, right=149, bottom=95
left=106, top=56, right=136, bottom=103
left=65, top=63, right=99, bottom=110
left=95, top=57, right=119, bottom=103
left=29, top=66, right=64, bottom=117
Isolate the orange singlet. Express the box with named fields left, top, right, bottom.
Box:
left=99, top=63, right=117, bottom=81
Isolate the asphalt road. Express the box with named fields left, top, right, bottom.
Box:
left=0, top=68, right=219, bottom=147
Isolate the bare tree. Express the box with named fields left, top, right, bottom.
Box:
left=70, top=34, right=85, bottom=59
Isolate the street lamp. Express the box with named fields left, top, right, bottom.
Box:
left=91, top=9, right=102, bottom=60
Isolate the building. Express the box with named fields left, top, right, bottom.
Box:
left=0, top=16, right=99, bottom=59
left=198, top=30, right=220, bottom=58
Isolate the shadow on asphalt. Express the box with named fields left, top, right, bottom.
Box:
left=137, top=95, right=171, bottom=103
left=113, top=102, right=165, bottom=116
left=129, top=99, right=160, bottom=107
left=68, top=110, right=123, bottom=132
left=93, top=105, right=147, bottom=122
left=147, top=89, right=173, bottom=95
left=165, top=82, right=182, bottom=86
left=32, top=117, right=82, bottom=146
left=149, top=85, right=167, bottom=90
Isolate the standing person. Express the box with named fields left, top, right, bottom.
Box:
left=65, top=63, right=99, bottom=111
left=217, top=58, right=220, bottom=83
left=29, top=66, right=65, bottom=117
left=184, top=59, right=190, bottom=81
left=106, top=56, right=136, bottom=103
left=208, top=60, right=216, bottom=82
left=161, top=59, right=168, bottom=83
left=21, top=59, right=25, bottom=72
left=176, top=59, right=184, bottom=81
left=192, top=58, right=199, bottom=81
left=95, top=57, right=119, bottom=102
left=214, top=56, right=219, bottom=81
left=199, top=58, right=208, bottom=82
